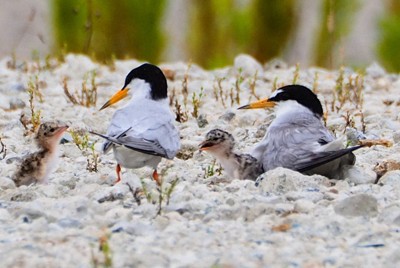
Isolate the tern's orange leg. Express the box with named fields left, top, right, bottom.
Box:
left=152, top=169, right=161, bottom=186
left=114, top=164, right=122, bottom=184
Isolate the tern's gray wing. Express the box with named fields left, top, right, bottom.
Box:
left=258, top=115, right=336, bottom=171
left=90, top=130, right=167, bottom=157
left=102, top=100, right=180, bottom=159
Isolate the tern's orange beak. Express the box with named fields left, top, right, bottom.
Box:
left=238, top=98, right=276, bottom=110
left=99, top=88, right=129, bottom=110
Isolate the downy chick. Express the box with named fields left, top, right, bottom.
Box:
left=199, top=129, right=263, bottom=181
left=13, top=121, right=68, bottom=187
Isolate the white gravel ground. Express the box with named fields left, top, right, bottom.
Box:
left=1, top=54, right=400, bottom=267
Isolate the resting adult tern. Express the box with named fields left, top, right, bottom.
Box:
left=238, top=84, right=363, bottom=179
left=91, top=63, right=180, bottom=185
left=199, top=129, right=263, bottom=181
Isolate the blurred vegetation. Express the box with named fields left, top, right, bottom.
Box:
left=251, top=0, right=296, bottom=63
left=53, top=0, right=165, bottom=62
left=52, top=0, right=400, bottom=71
left=314, top=0, right=359, bottom=68
left=378, top=0, right=400, bottom=72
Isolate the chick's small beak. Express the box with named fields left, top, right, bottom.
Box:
left=238, top=98, right=276, bottom=109
left=100, top=88, right=129, bottom=110
left=199, top=140, right=214, bottom=151
left=55, top=125, right=69, bottom=136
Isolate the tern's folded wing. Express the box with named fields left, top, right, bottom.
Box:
left=90, top=130, right=167, bottom=157
left=294, top=145, right=363, bottom=173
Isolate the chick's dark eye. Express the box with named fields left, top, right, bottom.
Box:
left=50, top=128, right=55, bottom=132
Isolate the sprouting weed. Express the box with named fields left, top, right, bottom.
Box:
left=182, top=62, right=192, bottom=106
left=235, top=68, right=243, bottom=105
left=70, top=129, right=90, bottom=151
left=63, top=70, right=98, bottom=107
left=25, top=84, right=41, bottom=134
left=86, top=141, right=99, bottom=172
left=249, top=71, right=260, bottom=100
left=191, top=87, right=204, bottom=118
left=272, top=77, right=278, bottom=91
left=204, top=159, right=217, bottom=178
left=70, top=129, right=99, bottom=172
left=174, top=99, right=188, bottom=123
left=126, top=182, right=142, bottom=206
left=292, top=63, right=300, bottom=84
left=312, top=72, right=319, bottom=93
left=28, top=75, right=43, bottom=103
left=155, top=177, right=179, bottom=216
left=342, top=111, right=355, bottom=131
left=204, top=159, right=222, bottom=178
left=140, top=177, right=152, bottom=203
left=229, top=87, right=235, bottom=106
left=215, top=77, right=227, bottom=108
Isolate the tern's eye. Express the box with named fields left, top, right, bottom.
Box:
left=50, top=128, right=55, bottom=132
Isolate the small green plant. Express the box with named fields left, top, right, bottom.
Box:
left=191, top=87, right=204, bottom=118
left=23, top=83, right=42, bottom=134
left=139, top=171, right=179, bottom=216
left=87, top=142, right=99, bottom=172
left=332, top=67, right=365, bottom=112
left=70, top=129, right=90, bottom=151
left=28, top=75, right=43, bottom=103
left=156, top=177, right=179, bottom=215
left=204, top=159, right=217, bottom=178
left=91, top=231, right=113, bottom=268
left=63, top=71, right=98, bottom=107
left=70, top=129, right=99, bottom=172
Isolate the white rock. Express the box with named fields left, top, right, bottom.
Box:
left=343, top=166, right=377, bottom=185
left=294, top=199, right=315, bottom=213
left=233, top=54, right=263, bottom=78
left=334, top=194, right=378, bottom=217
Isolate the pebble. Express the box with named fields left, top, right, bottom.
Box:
left=334, top=194, right=378, bottom=217
left=9, top=98, right=25, bottom=110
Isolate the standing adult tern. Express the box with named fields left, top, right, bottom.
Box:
left=91, top=63, right=180, bottom=185
left=238, top=84, right=363, bottom=179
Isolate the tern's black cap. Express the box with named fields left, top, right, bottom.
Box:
left=269, top=85, right=323, bottom=117
left=123, top=63, right=168, bottom=100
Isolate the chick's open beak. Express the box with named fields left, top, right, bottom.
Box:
left=100, top=88, right=129, bottom=110
left=199, top=140, right=214, bottom=151
left=238, top=98, right=276, bottom=109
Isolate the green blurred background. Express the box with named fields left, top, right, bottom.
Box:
left=3, top=0, right=400, bottom=71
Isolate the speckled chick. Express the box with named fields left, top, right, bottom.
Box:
left=199, top=129, right=263, bottom=181
left=13, top=121, right=69, bottom=187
